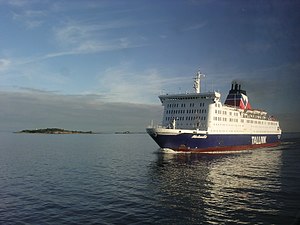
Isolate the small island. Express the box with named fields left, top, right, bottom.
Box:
left=15, top=128, right=93, bottom=134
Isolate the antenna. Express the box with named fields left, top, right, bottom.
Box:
left=193, top=69, right=205, bottom=93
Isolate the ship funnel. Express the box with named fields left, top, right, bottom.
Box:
left=235, top=83, right=238, bottom=91
left=225, top=81, right=252, bottom=109
left=193, top=69, right=205, bottom=93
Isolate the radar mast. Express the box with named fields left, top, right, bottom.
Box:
left=193, top=69, right=205, bottom=93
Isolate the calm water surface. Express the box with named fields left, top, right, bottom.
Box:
left=0, top=132, right=299, bottom=224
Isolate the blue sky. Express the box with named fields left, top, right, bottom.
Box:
left=0, top=0, right=299, bottom=132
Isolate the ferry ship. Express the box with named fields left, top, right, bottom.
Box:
left=146, top=70, right=281, bottom=153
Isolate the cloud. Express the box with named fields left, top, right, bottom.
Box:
left=0, top=89, right=162, bottom=132
left=42, top=42, right=144, bottom=60
left=15, top=87, right=59, bottom=94
left=50, top=19, right=145, bottom=57
left=54, top=20, right=136, bottom=44
left=0, top=58, right=70, bottom=93
left=96, top=64, right=192, bottom=103
left=12, top=9, right=47, bottom=29
left=0, top=58, right=11, bottom=70
left=2, top=0, right=33, bottom=7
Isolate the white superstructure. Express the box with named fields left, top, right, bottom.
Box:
left=157, top=70, right=281, bottom=136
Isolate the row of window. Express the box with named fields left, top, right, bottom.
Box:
left=213, top=117, right=238, bottom=122
left=214, top=108, right=272, bottom=121
left=169, top=123, right=207, bottom=128
left=215, top=110, right=239, bottom=117
left=164, top=96, right=209, bottom=101
left=243, top=115, right=268, bottom=120
left=165, top=116, right=206, bottom=121
left=166, top=109, right=207, bottom=115
left=213, top=117, right=278, bottom=125
left=166, top=102, right=206, bottom=108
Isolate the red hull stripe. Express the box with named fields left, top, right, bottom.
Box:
left=176, top=142, right=280, bottom=153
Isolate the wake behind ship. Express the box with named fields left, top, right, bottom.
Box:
left=146, top=70, right=281, bottom=153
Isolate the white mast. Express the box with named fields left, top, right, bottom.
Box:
left=193, top=69, right=205, bottom=93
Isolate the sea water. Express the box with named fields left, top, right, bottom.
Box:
left=0, top=132, right=299, bottom=225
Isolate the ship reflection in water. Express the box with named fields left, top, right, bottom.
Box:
left=149, top=148, right=283, bottom=224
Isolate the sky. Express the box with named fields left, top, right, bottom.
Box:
left=0, top=0, right=299, bottom=132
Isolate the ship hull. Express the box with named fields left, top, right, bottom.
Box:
left=146, top=128, right=281, bottom=153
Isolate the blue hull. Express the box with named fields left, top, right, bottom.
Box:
left=148, top=132, right=281, bottom=152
